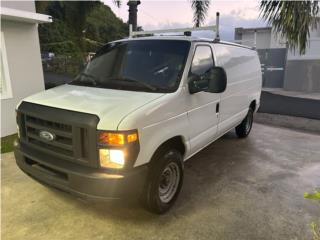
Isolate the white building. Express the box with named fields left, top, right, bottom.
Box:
left=1, top=1, right=51, bottom=137
left=234, top=25, right=320, bottom=92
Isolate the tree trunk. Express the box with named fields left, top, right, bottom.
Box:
left=127, top=0, right=141, bottom=31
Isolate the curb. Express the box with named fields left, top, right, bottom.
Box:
left=258, top=91, right=320, bottom=120
left=254, top=112, right=320, bottom=134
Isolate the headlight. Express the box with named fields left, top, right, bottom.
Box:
left=98, top=130, right=139, bottom=169
left=99, top=149, right=125, bottom=169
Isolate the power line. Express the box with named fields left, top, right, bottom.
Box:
left=139, top=9, right=159, bottom=23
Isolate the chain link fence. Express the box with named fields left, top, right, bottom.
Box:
left=42, top=56, right=85, bottom=89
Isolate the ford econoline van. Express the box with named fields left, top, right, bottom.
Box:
left=14, top=36, right=262, bottom=213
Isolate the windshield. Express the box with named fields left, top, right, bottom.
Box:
left=70, top=40, right=190, bottom=93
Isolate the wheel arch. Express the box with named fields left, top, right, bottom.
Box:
left=149, top=135, right=187, bottom=165
left=250, top=100, right=256, bottom=112
left=154, top=135, right=186, bottom=156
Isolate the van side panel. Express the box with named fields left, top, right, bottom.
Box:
left=212, top=44, right=262, bottom=135
left=117, top=90, right=191, bottom=167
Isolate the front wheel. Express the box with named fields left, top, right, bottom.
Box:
left=235, top=108, right=254, bottom=138
left=143, top=148, right=183, bottom=214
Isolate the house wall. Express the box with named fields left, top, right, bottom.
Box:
left=239, top=30, right=272, bottom=49
left=256, top=30, right=272, bottom=49
left=284, top=28, right=320, bottom=92
left=1, top=20, right=45, bottom=137
left=258, top=48, right=287, bottom=88
left=283, top=60, right=320, bottom=92
left=235, top=25, right=319, bottom=92
left=270, top=30, right=287, bottom=49
left=239, top=28, right=286, bottom=50
left=1, top=1, right=36, bottom=12
left=236, top=28, right=287, bottom=89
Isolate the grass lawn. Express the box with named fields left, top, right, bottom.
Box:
left=1, top=134, right=18, bottom=154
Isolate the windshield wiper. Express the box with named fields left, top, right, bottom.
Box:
left=73, top=72, right=100, bottom=86
left=107, top=77, right=157, bottom=91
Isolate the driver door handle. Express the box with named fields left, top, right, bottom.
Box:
left=216, top=102, right=220, bottom=113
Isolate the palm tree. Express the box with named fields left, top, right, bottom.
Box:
left=260, top=1, right=319, bottom=54
left=190, top=0, right=210, bottom=27
left=127, top=0, right=141, bottom=31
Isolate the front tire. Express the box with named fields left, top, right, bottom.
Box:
left=143, top=148, right=183, bottom=214
left=235, top=107, right=254, bottom=138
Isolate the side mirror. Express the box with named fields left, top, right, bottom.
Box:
left=188, top=66, right=227, bottom=94
left=188, top=75, right=203, bottom=94
left=207, top=66, right=227, bottom=93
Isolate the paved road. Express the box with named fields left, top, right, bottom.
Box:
left=2, top=123, right=320, bottom=240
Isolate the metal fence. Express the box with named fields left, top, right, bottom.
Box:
left=42, top=56, right=85, bottom=76
left=42, top=56, right=84, bottom=89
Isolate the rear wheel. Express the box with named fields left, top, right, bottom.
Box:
left=142, top=148, right=183, bottom=214
left=235, top=107, right=254, bottom=138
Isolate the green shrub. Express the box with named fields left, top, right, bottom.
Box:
left=305, top=191, right=320, bottom=240
left=1, top=134, right=17, bottom=153
left=305, top=191, right=320, bottom=200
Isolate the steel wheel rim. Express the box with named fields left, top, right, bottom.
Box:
left=158, top=162, right=180, bottom=203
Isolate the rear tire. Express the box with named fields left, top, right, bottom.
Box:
left=235, top=107, right=254, bottom=138
left=142, top=148, right=183, bottom=214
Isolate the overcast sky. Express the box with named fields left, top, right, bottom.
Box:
left=103, top=0, right=269, bottom=40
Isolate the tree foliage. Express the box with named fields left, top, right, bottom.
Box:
left=260, top=1, right=320, bottom=54
left=84, top=4, right=128, bottom=51
left=191, top=0, right=211, bottom=27
left=36, top=1, right=128, bottom=58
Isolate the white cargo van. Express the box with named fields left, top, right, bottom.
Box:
left=14, top=31, right=261, bottom=213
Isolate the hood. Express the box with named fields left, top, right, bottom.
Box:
left=22, top=84, right=165, bottom=130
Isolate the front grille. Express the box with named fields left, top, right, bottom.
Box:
left=25, top=115, right=75, bottom=157
left=17, top=102, right=99, bottom=167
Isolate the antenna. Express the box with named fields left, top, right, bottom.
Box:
left=129, top=24, right=133, bottom=38
left=253, top=29, right=257, bottom=49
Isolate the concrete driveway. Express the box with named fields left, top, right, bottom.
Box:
left=2, top=123, right=320, bottom=240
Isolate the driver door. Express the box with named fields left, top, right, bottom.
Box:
left=186, top=45, right=220, bottom=155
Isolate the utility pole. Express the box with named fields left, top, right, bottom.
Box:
left=127, top=0, right=141, bottom=31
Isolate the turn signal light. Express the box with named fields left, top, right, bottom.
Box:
left=127, top=133, right=138, bottom=143
left=99, top=132, right=125, bottom=146
left=98, top=130, right=139, bottom=146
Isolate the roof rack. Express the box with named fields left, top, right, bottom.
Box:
left=129, top=12, right=220, bottom=42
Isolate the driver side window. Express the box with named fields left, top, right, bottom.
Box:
left=190, top=46, right=214, bottom=75
left=188, top=46, right=214, bottom=90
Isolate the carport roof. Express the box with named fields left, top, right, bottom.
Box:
left=1, top=7, right=52, bottom=24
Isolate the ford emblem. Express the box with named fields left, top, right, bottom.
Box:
left=39, top=130, right=56, bottom=141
